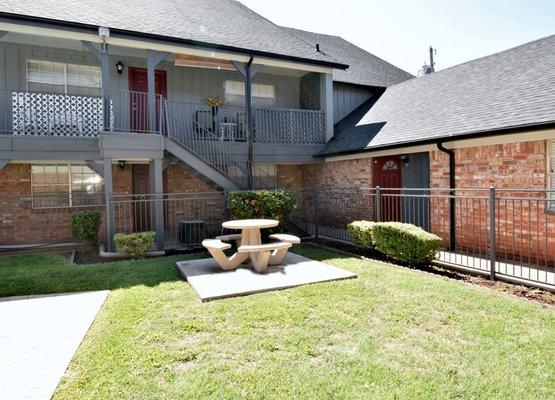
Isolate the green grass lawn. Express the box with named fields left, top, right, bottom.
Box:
left=1, top=246, right=554, bottom=399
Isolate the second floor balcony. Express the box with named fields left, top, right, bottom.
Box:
left=1, top=88, right=326, bottom=145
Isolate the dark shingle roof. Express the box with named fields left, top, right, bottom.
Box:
left=0, top=0, right=345, bottom=68
left=318, top=34, right=555, bottom=157
left=284, top=27, right=413, bottom=87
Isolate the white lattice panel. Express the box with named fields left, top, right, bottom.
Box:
left=11, top=91, right=113, bottom=137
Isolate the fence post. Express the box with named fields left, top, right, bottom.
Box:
left=313, top=189, right=319, bottom=238
left=375, top=186, right=381, bottom=222
left=489, top=186, right=496, bottom=280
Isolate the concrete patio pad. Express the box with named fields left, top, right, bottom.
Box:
left=176, top=252, right=357, bottom=301
left=0, top=291, right=109, bottom=400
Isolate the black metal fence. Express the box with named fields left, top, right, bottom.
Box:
left=2, top=188, right=553, bottom=291
left=291, top=187, right=555, bottom=290
left=0, top=193, right=106, bottom=249
left=110, top=192, right=228, bottom=248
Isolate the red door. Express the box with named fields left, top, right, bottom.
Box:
left=128, top=67, right=167, bottom=132
left=373, top=156, right=402, bottom=221
left=132, top=164, right=151, bottom=231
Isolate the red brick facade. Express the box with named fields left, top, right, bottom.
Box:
left=164, top=163, right=220, bottom=193
left=429, top=140, right=554, bottom=264
left=1, top=140, right=553, bottom=261
left=276, top=140, right=554, bottom=265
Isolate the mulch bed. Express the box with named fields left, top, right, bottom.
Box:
left=307, top=237, right=555, bottom=306
left=73, top=250, right=112, bottom=265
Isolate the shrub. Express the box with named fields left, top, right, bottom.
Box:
left=347, top=220, right=376, bottom=247
left=227, top=189, right=295, bottom=229
left=69, top=211, right=102, bottom=252
left=371, top=222, right=441, bottom=265
left=114, top=231, right=156, bottom=259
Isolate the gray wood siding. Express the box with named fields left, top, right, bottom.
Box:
left=333, top=82, right=373, bottom=123
left=401, top=152, right=430, bottom=230
left=0, top=42, right=300, bottom=109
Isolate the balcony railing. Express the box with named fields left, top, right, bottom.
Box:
left=169, top=101, right=326, bottom=144
left=0, top=89, right=326, bottom=144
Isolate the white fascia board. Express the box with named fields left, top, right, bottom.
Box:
left=0, top=20, right=332, bottom=73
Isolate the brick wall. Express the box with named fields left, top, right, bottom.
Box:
left=164, top=163, right=220, bottom=193
left=300, top=158, right=373, bottom=190
left=0, top=163, right=106, bottom=245
left=430, top=140, right=554, bottom=264
left=276, top=164, right=303, bottom=190
left=276, top=160, right=375, bottom=231
left=112, top=165, right=133, bottom=194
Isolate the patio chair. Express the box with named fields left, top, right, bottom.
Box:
left=236, top=112, right=255, bottom=141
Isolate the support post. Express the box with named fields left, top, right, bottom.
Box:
left=375, top=186, right=382, bottom=222
left=83, top=41, right=111, bottom=130
left=244, top=61, right=254, bottom=188
left=320, top=73, right=334, bottom=142
left=313, top=190, right=319, bottom=238
left=146, top=50, right=169, bottom=133
left=150, top=157, right=165, bottom=250
left=232, top=59, right=262, bottom=189
left=489, top=187, right=496, bottom=280
left=103, top=158, right=115, bottom=252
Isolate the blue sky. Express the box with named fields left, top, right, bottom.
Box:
left=239, top=0, right=555, bottom=74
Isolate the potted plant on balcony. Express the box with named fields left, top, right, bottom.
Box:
left=205, top=97, right=225, bottom=132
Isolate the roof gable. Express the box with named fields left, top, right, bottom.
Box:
left=319, top=34, right=555, bottom=156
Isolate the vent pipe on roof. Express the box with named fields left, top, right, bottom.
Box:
left=417, top=46, right=436, bottom=77
left=315, top=43, right=321, bottom=53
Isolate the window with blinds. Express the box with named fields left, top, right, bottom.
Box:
left=224, top=80, right=275, bottom=107
left=31, top=163, right=103, bottom=208
left=27, top=60, right=102, bottom=95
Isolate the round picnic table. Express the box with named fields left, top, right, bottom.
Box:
left=222, top=219, right=279, bottom=248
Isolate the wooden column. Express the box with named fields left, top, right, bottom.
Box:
left=232, top=59, right=263, bottom=188
left=149, top=157, right=165, bottom=250
left=83, top=41, right=111, bottom=130
left=102, top=158, right=115, bottom=251
left=146, top=50, right=169, bottom=132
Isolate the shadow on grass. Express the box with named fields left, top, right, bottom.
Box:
left=0, top=251, right=207, bottom=298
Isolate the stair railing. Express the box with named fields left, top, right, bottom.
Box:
left=161, top=98, right=274, bottom=190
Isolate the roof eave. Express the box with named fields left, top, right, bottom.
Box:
left=0, top=12, right=349, bottom=70
left=317, top=120, right=555, bottom=158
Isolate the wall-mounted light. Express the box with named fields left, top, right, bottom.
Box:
left=98, top=26, right=110, bottom=53
left=118, top=160, right=126, bottom=171
left=115, top=61, right=124, bottom=75
left=400, top=154, right=409, bottom=167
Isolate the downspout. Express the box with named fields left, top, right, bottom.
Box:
left=437, top=142, right=456, bottom=250
left=245, top=55, right=254, bottom=189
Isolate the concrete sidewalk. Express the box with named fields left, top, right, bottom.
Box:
left=0, top=291, right=109, bottom=400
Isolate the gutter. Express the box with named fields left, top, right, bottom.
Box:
left=436, top=142, right=456, bottom=250
left=0, top=12, right=349, bottom=70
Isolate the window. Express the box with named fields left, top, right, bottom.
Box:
left=224, top=80, right=275, bottom=107
left=31, top=163, right=103, bottom=208
left=27, top=60, right=102, bottom=95
left=253, top=163, right=277, bottom=189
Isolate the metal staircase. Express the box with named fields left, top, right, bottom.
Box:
left=161, top=98, right=272, bottom=190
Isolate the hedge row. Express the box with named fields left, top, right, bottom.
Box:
left=347, top=220, right=441, bottom=265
